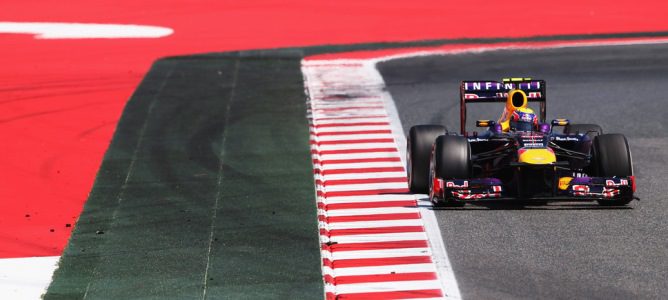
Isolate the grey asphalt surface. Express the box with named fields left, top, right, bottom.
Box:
left=377, top=43, right=668, bottom=299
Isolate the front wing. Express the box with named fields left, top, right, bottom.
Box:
left=433, top=176, right=636, bottom=202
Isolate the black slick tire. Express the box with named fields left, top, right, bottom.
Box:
left=429, top=135, right=471, bottom=207
left=407, top=125, right=446, bottom=193
left=592, top=134, right=634, bottom=206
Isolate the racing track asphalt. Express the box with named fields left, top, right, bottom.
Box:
left=377, top=43, right=668, bottom=299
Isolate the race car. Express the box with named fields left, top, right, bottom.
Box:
left=407, top=78, right=637, bottom=206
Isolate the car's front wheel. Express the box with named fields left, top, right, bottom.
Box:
left=407, top=125, right=446, bottom=193
left=592, top=133, right=634, bottom=206
left=430, top=135, right=471, bottom=207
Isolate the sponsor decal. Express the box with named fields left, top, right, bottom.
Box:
left=463, top=81, right=541, bottom=91
left=464, top=92, right=542, bottom=99
left=446, top=180, right=469, bottom=188
left=606, top=179, right=629, bottom=187
left=572, top=184, right=590, bottom=196
left=554, top=136, right=580, bottom=142
left=519, top=112, right=534, bottom=122
left=452, top=190, right=501, bottom=200
left=558, top=177, right=573, bottom=190
left=602, top=187, right=621, bottom=198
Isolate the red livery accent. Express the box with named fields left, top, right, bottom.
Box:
left=445, top=180, right=469, bottom=188
left=432, top=177, right=443, bottom=196
left=572, top=185, right=590, bottom=196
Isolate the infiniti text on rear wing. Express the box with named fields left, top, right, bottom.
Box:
left=459, top=79, right=547, bottom=134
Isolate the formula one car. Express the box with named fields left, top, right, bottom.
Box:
left=407, top=78, right=637, bottom=206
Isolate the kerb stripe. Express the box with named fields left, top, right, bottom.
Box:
left=304, top=60, right=454, bottom=299
left=334, top=272, right=438, bottom=284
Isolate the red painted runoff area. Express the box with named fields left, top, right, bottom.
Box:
left=1, top=0, right=667, bottom=258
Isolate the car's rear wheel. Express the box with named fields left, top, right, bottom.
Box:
left=407, top=125, right=446, bottom=193
left=592, top=133, right=634, bottom=206
left=430, top=135, right=471, bottom=207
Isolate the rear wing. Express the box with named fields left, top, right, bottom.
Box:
left=459, top=79, right=546, bottom=134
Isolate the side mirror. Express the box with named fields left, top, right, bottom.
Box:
left=551, top=119, right=570, bottom=127
left=476, top=120, right=496, bottom=127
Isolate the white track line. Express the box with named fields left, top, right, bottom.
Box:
left=0, top=256, right=59, bottom=300
left=363, top=59, right=463, bottom=299
left=0, top=22, right=173, bottom=39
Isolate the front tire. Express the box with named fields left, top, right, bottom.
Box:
left=407, top=125, right=447, bottom=193
left=430, top=135, right=471, bottom=207
left=592, top=134, right=634, bottom=206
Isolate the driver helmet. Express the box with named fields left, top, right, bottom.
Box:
left=509, top=107, right=538, bottom=131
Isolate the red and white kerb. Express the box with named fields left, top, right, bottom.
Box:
left=303, top=61, right=458, bottom=300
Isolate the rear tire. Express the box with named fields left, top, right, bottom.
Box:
left=592, top=134, right=634, bottom=206
left=430, top=135, right=471, bottom=207
left=407, top=125, right=447, bottom=193
left=564, top=123, right=603, bottom=140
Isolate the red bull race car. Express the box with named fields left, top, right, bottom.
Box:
left=407, top=78, right=637, bottom=206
